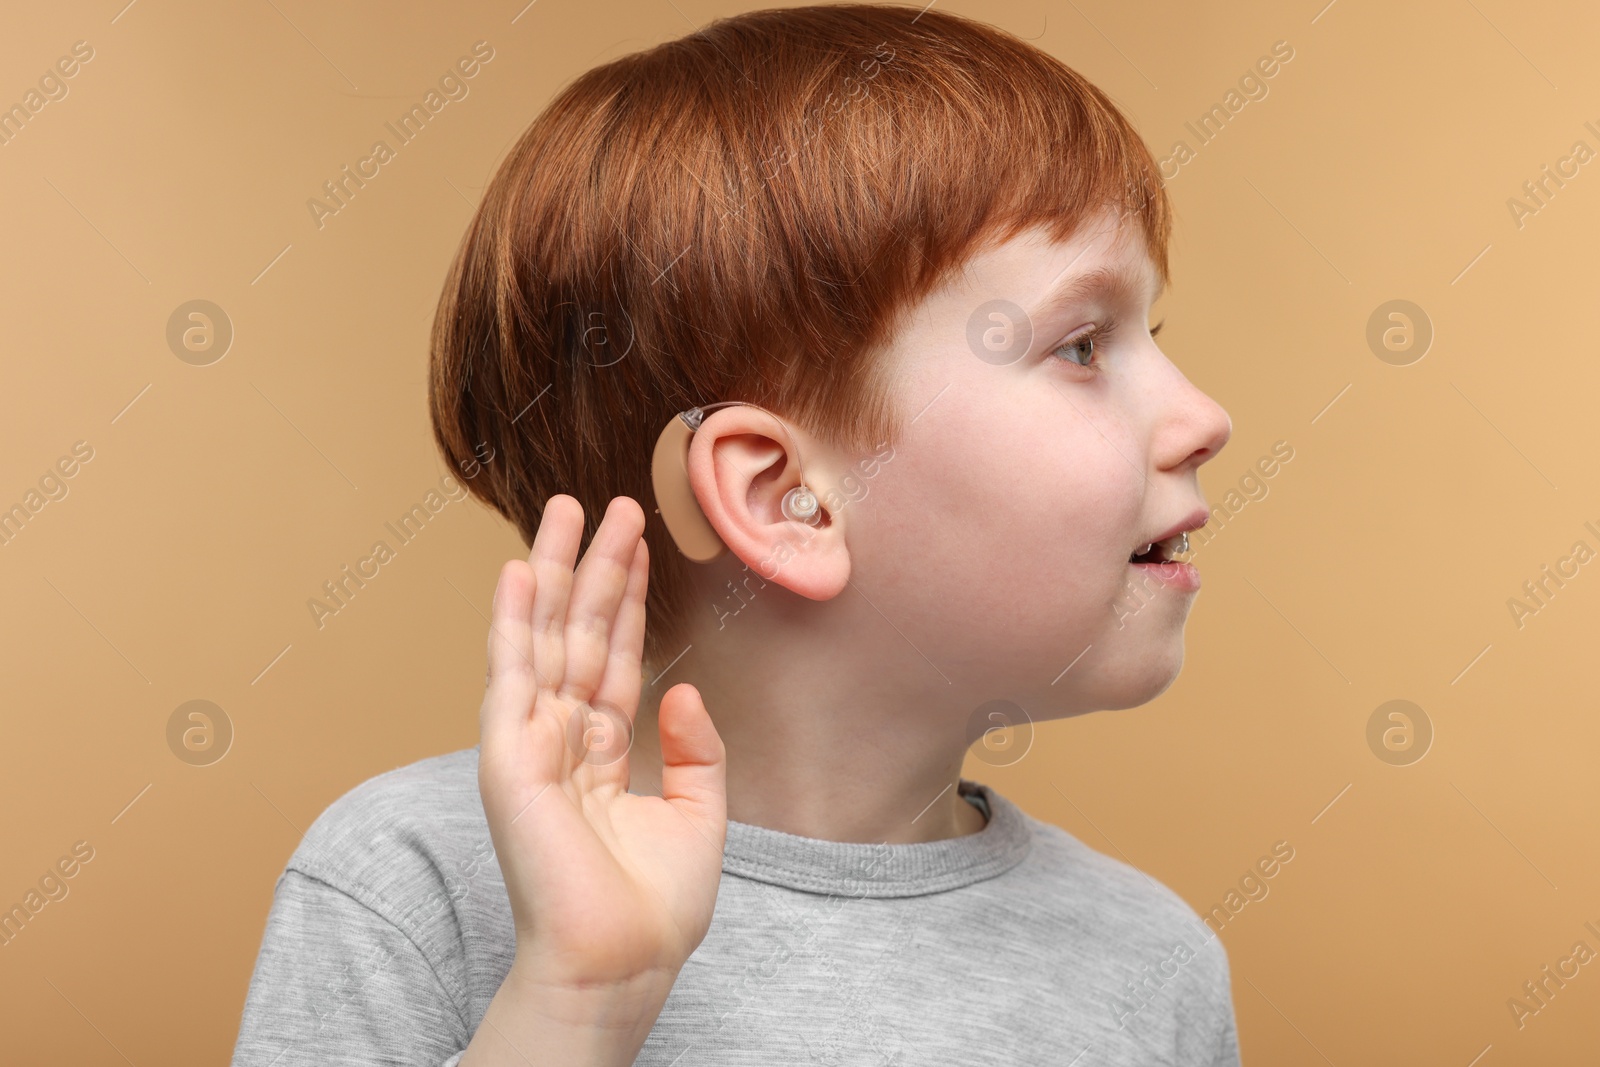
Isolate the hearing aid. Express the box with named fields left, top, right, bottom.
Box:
left=650, top=401, right=821, bottom=562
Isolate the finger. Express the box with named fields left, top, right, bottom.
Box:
left=657, top=683, right=727, bottom=847
left=481, top=559, right=539, bottom=756
left=559, top=496, right=645, bottom=704
left=527, top=495, right=585, bottom=694
left=592, top=536, right=649, bottom=726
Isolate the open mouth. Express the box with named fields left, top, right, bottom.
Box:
left=1129, top=531, right=1190, bottom=565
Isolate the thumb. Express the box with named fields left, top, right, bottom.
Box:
left=657, top=682, right=727, bottom=843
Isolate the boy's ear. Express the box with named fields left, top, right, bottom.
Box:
left=684, top=406, right=850, bottom=600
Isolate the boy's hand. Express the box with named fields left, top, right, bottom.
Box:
left=478, top=494, right=727, bottom=995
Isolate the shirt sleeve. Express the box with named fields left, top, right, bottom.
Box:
left=1210, top=993, right=1240, bottom=1067
left=1207, top=945, right=1241, bottom=1067
left=231, top=868, right=471, bottom=1067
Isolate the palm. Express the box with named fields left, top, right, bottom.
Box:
left=478, top=495, right=727, bottom=988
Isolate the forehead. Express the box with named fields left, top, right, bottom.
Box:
left=1031, top=212, right=1159, bottom=293
left=954, top=211, right=1164, bottom=313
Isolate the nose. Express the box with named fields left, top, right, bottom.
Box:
left=1156, top=364, right=1231, bottom=473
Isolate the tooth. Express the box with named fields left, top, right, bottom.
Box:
left=1136, top=543, right=1153, bottom=556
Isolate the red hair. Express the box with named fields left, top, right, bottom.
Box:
left=428, top=3, right=1171, bottom=670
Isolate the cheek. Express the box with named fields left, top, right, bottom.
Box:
left=855, top=404, right=1143, bottom=649
left=1053, top=446, right=1143, bottom=570
left=1028, top=400, right=1147, bottom=587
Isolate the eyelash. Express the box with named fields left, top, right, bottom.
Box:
left=1048, top=317, right=1164, bottom=371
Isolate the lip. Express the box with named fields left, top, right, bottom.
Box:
left=1141, top=506, right=1211, bottom=549
left=1127, top=559, right=1201, bottom=592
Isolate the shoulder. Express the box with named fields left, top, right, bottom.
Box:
left=1015, top=806, right=1233, bottom=990
left=975, top=790, right=1237, bottom=1059
left=283, top=746, right=502, bottom=942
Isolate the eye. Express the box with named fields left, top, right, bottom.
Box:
left=1046, top=315, right=1164, bottom=369
left=1049, top=319, right=1113, bottom=368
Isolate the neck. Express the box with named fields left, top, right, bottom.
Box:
left=627, top=664, right=987, bottom=844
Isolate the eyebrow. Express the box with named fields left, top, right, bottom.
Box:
left=1030, top=263, right=1164, bottom=326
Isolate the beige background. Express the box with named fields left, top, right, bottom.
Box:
left=3, top=0, right=1597, bottom=1062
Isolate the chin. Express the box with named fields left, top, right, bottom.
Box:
left=1083, top=644, right=1186, bottom=711
left=1014, top=644, right=1185, bottom=720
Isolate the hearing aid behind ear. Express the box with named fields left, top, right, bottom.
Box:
left=651, top=401, right=821, bottom=562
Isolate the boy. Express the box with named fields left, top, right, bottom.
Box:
left=232, top=4, right=1239, bottom=1065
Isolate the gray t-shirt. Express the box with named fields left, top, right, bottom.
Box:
left=231, top=746, right=1240, bottom=1065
